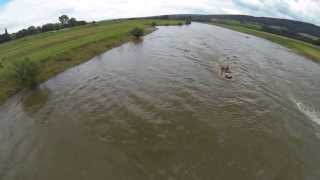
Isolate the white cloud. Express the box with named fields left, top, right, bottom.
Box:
left=0, top=0, right=319, bottom=33
left=232, top=0, right=320, bottom=25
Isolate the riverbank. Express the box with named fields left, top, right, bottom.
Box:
left=1, top=22, right=320, bottom=179
left=0, top=19, right=183, bottom=103
left=210, top=23, right=320, bottom=62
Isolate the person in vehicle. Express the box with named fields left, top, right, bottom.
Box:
left=220, top=65, right=233, bottom=79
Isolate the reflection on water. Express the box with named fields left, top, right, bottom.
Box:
left=1, top=23, right=320, bottom=180
left=22, top=87, right=50, bottom=114
left=132, top=38, right=144, bottom=45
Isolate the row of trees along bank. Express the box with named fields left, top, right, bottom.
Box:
left=0, top=15, right=87, bottom=44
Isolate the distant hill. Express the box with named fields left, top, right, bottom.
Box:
left=150, top=14, right=320, bottom=44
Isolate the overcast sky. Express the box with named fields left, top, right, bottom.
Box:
left=0, top=0, right=319, bottom=32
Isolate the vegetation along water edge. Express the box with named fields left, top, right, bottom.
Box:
left=0, top=18, right=185, bottom=103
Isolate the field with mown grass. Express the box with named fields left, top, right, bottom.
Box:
left=0, top=19, right=184, bottom=103
left=211, top=22, right=320, bottom=62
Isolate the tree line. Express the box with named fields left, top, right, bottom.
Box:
left=0, top=15, right=87, bottom=44
left=0, top=28, right=11, bottom=43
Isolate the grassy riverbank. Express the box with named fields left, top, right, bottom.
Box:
left=210, top=22, right=320, bottom=62
left=0, top=19, right=183, bottom=103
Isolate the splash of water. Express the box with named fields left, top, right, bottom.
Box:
left=292, top=98, right=320, bottom=126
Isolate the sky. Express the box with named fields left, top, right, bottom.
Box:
left=0, top=0, right=319, bottom=33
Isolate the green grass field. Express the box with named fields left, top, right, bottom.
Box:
left=211, top=22, right=320, bottom=62
left=0, top=19, right=184, bottom=103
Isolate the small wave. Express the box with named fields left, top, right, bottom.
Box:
left=292, top=98, right=320, bottom=125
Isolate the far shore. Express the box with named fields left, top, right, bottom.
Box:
left=210, top=22, right=320, bottom=62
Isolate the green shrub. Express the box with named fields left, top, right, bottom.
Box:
left=151, top=22, right=157, bottom=27
left=185, top=18, right=192, bottom=25
left=13, top=58, right=39, bottom=87
left=130, top=27, right=144, bottom=38
left=313, top=39, right=320, bottom=46
left=178, top=22, right=183, bottom=26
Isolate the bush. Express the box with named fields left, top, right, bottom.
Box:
left=178, top=22, right=183, bottom=26
left=313, top=39, right=320, bottom=46
left=130, top=27, right=144, bottom=38
left=185, top=18, right=192, bottom=25
left=13, top=58, right=39, bottom=87
left=151, top=22, right=157, bottom=27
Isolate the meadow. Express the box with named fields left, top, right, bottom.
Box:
left=0, top=19, right=183, bottom=103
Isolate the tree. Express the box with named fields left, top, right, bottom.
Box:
left=4, top=28, right=11, bottom=41
left=41, top=23, right=62, bottom=32
left=68, top=18, right=77, bottom=26
left=0, top=15, right=87, bottom=44
left=27, top=26, right=40, bottom=34
left=0, top=28, right=11, bottom=43
left=59, top=15, right=70, bottom=25
left=15, top=29, right=28, bottom=38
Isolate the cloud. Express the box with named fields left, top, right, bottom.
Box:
left=232, top=0, right=320, bottom=24
left=0, top=0, right=319, bottom=33
left=232, top=0, right=264, bottom=11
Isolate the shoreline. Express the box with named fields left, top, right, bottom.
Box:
left=0, top=19, right=184, bottom=104
left=209, top=23, right=320, bottom=62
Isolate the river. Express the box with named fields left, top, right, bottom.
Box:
left=1, top=23, right=320, bottom=180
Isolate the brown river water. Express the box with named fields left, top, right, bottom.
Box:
left=1, top=23, right=320, bottom=180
